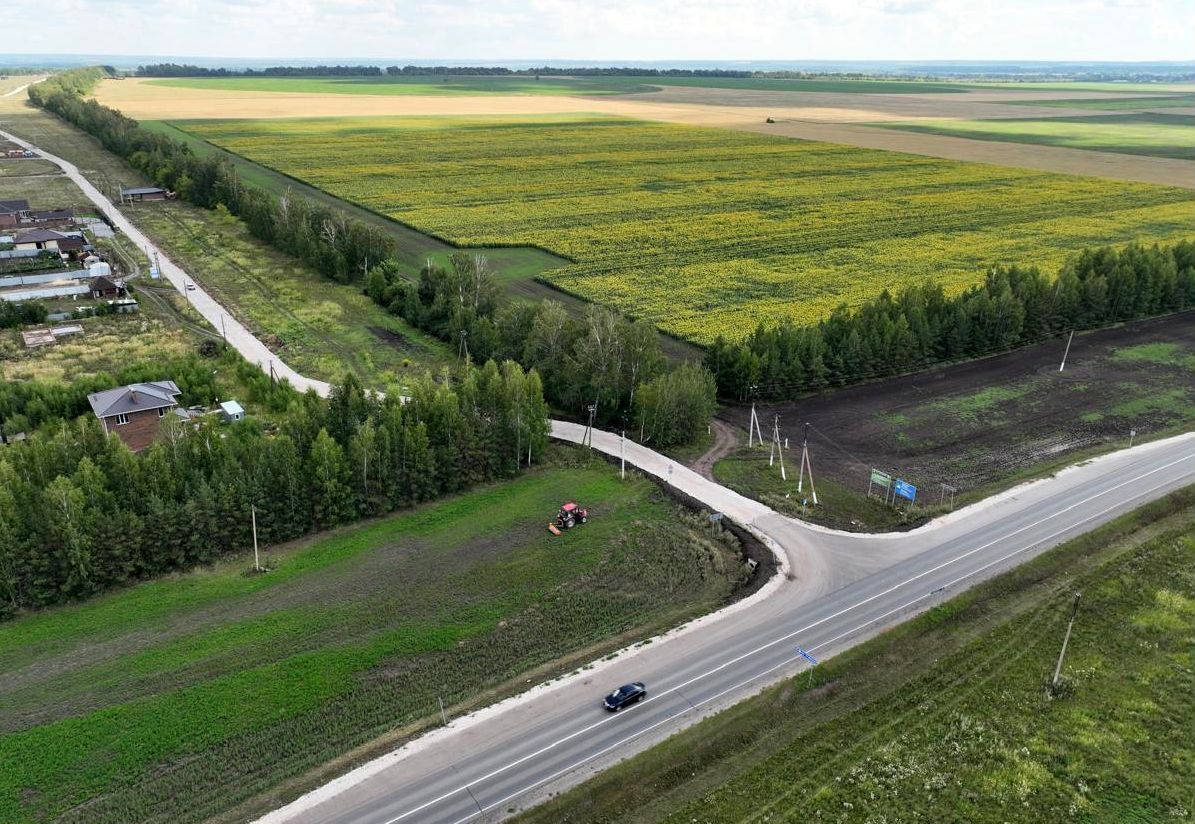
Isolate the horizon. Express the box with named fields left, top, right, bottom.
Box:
left=0, top=0, right=1191, bottom=65
left=2, top=56, right=1194, bottom=75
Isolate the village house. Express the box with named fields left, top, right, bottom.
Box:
left=88, top=275, right=124, bottom=299
left=87, top=381, right=183, bottom=452
left=28, top=208, right=75, bottom=228
left=12, top=228, right=68, bottom=251
left=0, top=199, right=29, bottom=229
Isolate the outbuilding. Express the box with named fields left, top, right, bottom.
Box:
left=120, top=186, right=169, bottom=203
left=89, top=275, right=122, bottom=299
left=218, top=400, right=245, bottom=422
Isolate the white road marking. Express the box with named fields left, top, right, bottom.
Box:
left=383, top=450, right=1194, bottom=824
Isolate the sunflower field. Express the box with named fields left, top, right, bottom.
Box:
left=183, top=115, right=1195, bottom=344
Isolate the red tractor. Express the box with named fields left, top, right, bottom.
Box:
left=549, top=502, right=588, bottom=535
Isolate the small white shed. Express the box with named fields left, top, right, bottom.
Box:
left=218, top=400, right=245, bottom=422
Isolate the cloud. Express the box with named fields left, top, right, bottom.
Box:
left=4, top=0, right=1191, bottom=61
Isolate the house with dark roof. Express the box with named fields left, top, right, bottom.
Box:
left=0, top=199, right=29, bottom=229
left=89, top=275, right=123, bottom=299
left=12, top=228, right=68, bottom=251
left=87, top=380, right=183, bottom=452
left=29, top=209, right=74, bottom=227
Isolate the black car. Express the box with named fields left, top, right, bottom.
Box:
left=603, top=682, right=646, bottom=711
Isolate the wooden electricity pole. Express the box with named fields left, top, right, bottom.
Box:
left=1051, top=592, right=1081, bottom=694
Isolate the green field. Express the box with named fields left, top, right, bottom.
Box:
left=882, top=112, right=1195, bottom=160
left=146, top=75, right=656, bottom=96
left=180, top=114, right=1195, bottom=344
left=970, top=80, right=1195, bottom=93
left=145, top=75, right=973, bottom=96
left=0, top=454, right=749, bottom=824
left=517, top=485, right=1195, bottom=824
left=1002, top=94, right=1195, bottom=111
left=122, top=198, right=453, bottom=387
left=139, top=119, right=572, bottom=304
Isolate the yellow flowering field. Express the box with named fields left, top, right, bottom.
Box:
left=183, top=115, right=1195, bottom=343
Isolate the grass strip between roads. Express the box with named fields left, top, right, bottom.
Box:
left=517, top=484, right=1195, bottom=823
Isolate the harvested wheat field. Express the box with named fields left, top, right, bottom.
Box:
left=93, top=78, right=1195, bottom=187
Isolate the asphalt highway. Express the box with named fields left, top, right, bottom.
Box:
left=266, top=426, right=1195, bottom=824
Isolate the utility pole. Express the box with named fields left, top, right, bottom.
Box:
left=583, top=403, right=597, bottom=449
left=1129, top=428, right=1136, bottom=448
left=251, top=504, right=261, bottom=572
left=1050, top=592, right=1081, bottom=694
left=1059, top=330, right=1075, bottom=372
left=747, top=402, right=764, bottom=448
left=438, top=696, right=448, bottom=725
left=220, top=314, right=227, bottom=341
left=620, top=429, right=626, bottom=480
left=458, top=329, right=469, bottom=364
left=769, top=415, right=787, bottom=480
left=796, top=422, right=818, bottom=506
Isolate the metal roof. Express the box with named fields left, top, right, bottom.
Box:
left=88, top=381, right=182, bottom=419
left=120, top=186, right=166, bottom=196
left=219, top=400, right=245, bottom=416
left=13, top=228, right=67, bottom=243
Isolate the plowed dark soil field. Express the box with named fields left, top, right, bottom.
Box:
left=720, top=310, right=1195, bottom=509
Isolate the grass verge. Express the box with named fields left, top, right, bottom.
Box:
left=516, top=484, right=1195, bottom=823
left=0, top=449, right=752, bottom=824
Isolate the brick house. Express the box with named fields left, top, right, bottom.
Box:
left=0, top=198, right=29, bottom=229
left=87, top=381, right=183, bottom=452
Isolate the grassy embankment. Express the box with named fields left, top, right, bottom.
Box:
left=0, top=99, right=452, bottom=388
left=879, top=112, right=1195, bottom=160
left=180, top=114, right=1195, bottom=345
left=0, top=451, right=751, bottom=824
left=517, top=484, right=1195, bottom=823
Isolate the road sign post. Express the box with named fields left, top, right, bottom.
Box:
left=795, top=645, right=818, bottom=688
left=869, top=469, right=892, bottom=499
left=894, top=479, right=917, bottom=506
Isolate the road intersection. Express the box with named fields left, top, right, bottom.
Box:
left=8, top=126, right=1193, bottom=824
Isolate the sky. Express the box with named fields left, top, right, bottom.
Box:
left=9, top=0, right=1194, bottom=62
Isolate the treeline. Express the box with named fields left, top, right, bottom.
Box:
left=0, top=301, right=47, bottom=331
left=707, top=241, right=1195, bottom=400
left=0, top=362, right=549, bottom=616
left=137, top=64, right=384, bottom=77
left=365, top=255, right=714, bottom=446
left=0, top=347, right=291, bottom=437
left=134, top=64, right=758, bottom=79
left=30, top=69, right=393, bottom=283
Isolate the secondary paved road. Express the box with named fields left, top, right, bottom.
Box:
left=0, top=127, right=331, bottom=397
left=9, top=128, right=1192, bottom=824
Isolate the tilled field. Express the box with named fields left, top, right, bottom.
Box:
left=721, top=311, right=1195, bottom=504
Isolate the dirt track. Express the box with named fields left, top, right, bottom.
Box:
left=92, top=79, right=1195, bottom=189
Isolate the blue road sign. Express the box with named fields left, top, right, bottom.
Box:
left=894, top=479, right=917, bottom=502
left=794, top=646, right=818, bottom=665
